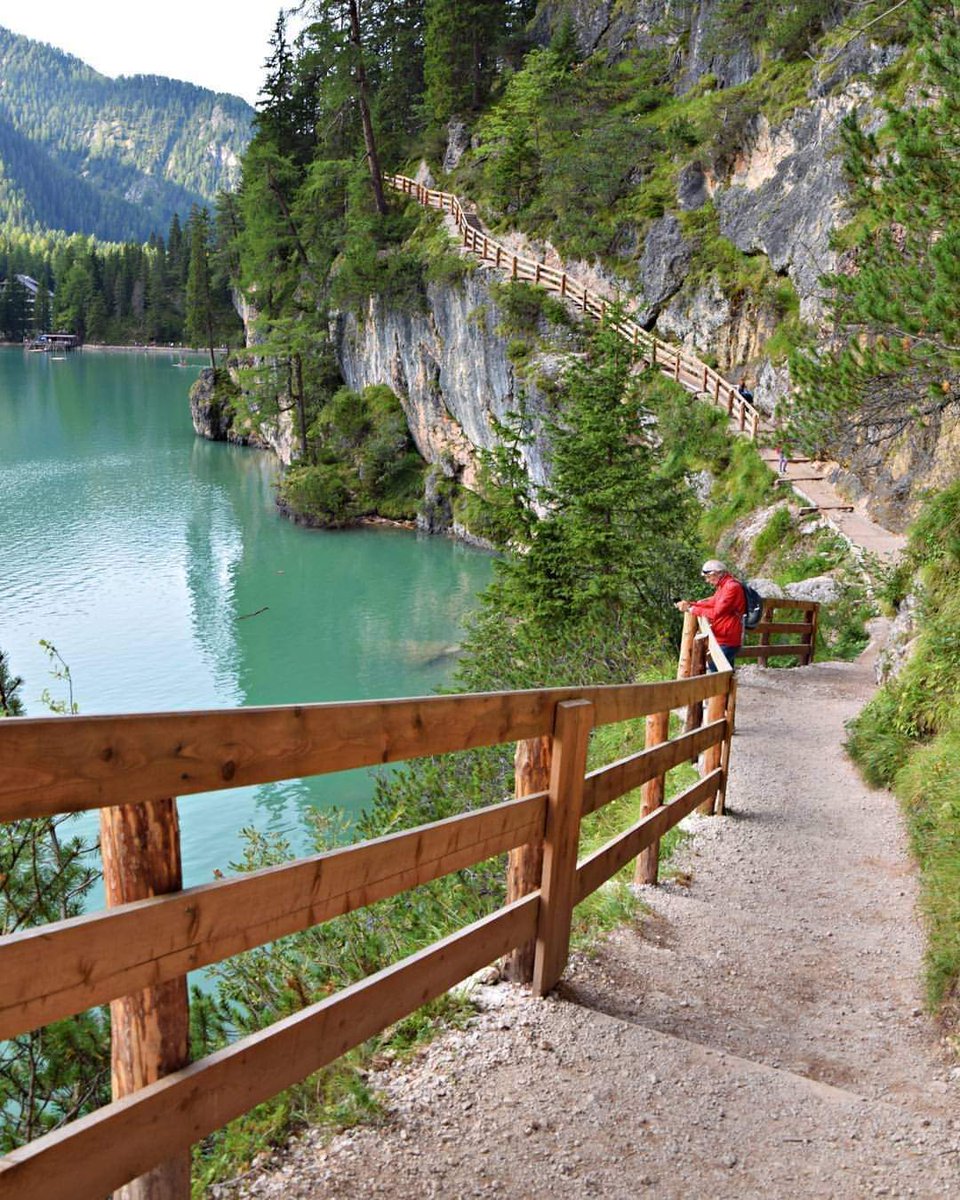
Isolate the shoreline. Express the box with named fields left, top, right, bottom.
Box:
left=2, top=340, right=220, bottom=355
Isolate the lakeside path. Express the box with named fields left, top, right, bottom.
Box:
left=217, top=636, right=959, bottom=1199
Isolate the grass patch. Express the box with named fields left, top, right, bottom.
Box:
left=846, top=481, right=960, bottom=1018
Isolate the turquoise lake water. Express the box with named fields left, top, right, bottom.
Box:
left=0, top=347, right=492, bottom=886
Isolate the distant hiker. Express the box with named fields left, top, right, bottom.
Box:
left=738, top=380, right=754, bottom=404
left=675, top=559, right=746, bottom=670
left=777, top=445, right=788, bottom=474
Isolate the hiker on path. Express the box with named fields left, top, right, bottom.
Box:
left=676, top=560, right=746, bottom=670
left=777, top=445, right=788, bottom=474
left=738, top=380, right=754, bottom=404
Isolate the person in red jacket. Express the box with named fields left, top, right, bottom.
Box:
left=675, top=559, right=746, bottom=669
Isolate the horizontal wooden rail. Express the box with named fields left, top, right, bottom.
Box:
left=0, top=793, right=545, bottom=1039
left=581, top=720, right=726, bottom=817
left=0, top=896, right=540, bottom=1200
left=738, top=642, right=811, bottom=660
left=0, top=675, right=729, bottom=821
left=575, top=770, right=721, bottom=904
left=385, top=173, right=762, bottom=440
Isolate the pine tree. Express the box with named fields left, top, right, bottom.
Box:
left=786, top=0, right=960, bottom=462
left=461, top=314, right=701, bottom=688
left=185, top=206, right=218, bottom=367
left=423, top=0, right=507, bottom=123
left=0, top=648, right=110, bottom=1152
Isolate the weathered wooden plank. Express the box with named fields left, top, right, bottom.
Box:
left=580, top=720, right=726, bottom=816
left=574, top=772, right=721, bottom=904
left=736, top=643, right=811, bottom=660
left=0, top=896, right=539, bottom=1200
left=0, top=678, right=730, bottom=821
left=765, top=597, right=820, bottom=612
left=750, top=621, right=815, bottom=635
left=532, top=701, right=592, bottom=996
left=0, top=792, right=545, bottom=1040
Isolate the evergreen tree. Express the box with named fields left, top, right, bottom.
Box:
left=0, top=650, right=24, bottom=716
left=462, top=315, right=701, bottom=689
left=423, top=0, right=507, bottom=123
left=185, top=206, right=218, bottom=367
left=786, top=0, right=960, bottom=462
left=0, top=648, right=110, bottom=1152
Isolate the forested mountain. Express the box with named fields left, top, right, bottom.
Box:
left=0, top=26, right=254, bottom=243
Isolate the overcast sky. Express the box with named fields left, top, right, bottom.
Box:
left=0, top=1, right=293, bottom=106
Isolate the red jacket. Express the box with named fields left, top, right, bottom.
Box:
left=691, top=573, right=745, bottom=647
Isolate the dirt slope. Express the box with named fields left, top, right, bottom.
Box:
left=216, top=640, right=959, bottom=1199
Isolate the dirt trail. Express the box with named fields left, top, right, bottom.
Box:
left=218, top=639, right=958, bottom=1199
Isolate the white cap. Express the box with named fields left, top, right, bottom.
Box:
left=701, top=559, right=726, bottom=574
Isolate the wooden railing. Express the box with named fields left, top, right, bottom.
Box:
left=739, top=597, right=819, bottom=666
left=0, top=656, right=737, bottom=1199
left=385, top=173, right=763, bottom=440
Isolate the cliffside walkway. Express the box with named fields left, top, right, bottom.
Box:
left=219, top=637, right=960, bottom=1199
left=386, top=174, right=906, bottom=565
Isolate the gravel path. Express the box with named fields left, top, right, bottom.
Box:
left=216, top=643, right=959, bottom=1198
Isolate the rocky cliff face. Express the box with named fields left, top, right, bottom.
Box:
left=335, top=270, right=554, bottom=495
left=189, top=368, right=296, bottom=464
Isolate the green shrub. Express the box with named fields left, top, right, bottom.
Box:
left=751, top=506, right=794, bottom=567
left=278, top=463, right=354, bottom=526
left=895, top=725, right=960, bottom=1008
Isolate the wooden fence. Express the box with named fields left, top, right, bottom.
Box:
left=385, top=173, right=763, bottom=440
left=739, top=596, right=819, bottom=666
left=0, top=639, right=743, bottom=1199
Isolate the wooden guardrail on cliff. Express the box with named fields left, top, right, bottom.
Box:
left=0, top=591, right=819, bottom=1199
left=0, top=658, right=738, bottom=1198
left=385, top=173, right=763, bottom=440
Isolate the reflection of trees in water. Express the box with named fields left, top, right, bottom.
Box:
left=184, top=437, right=248, bottom=706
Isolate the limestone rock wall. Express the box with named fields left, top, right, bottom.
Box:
left=335, top=270, right=553, bottom=494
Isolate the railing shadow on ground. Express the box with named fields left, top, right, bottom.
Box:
left=385, top=173, right=764, bottom=440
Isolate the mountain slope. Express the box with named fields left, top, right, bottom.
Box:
left=0, top=26, right=254, bottom=242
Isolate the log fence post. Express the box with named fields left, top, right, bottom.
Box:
left=532, top=700, right=593, bottom=997
left=698, top=689, right=726, bottom=814
left=634, top=709, right=670, bottom=886
left=677, top=610, right=697, bottom=682
left=716, top=676, right=738, bottom=816
left=804, top=606, right=818, bottom=665
left=758, top=601, right=773, bottom=668
left=503, top=736, right=551, bottom=983
left=684, top=634, right=708, bottom=744
left=100, top=799, right=190, bottom=1200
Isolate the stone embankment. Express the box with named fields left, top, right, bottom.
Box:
left=216, top=631, right=959, bottom=1199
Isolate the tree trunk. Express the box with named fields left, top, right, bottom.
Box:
left=348, top=0, right=388, bottom=216
left=294, top=352, right=309, bottom=462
